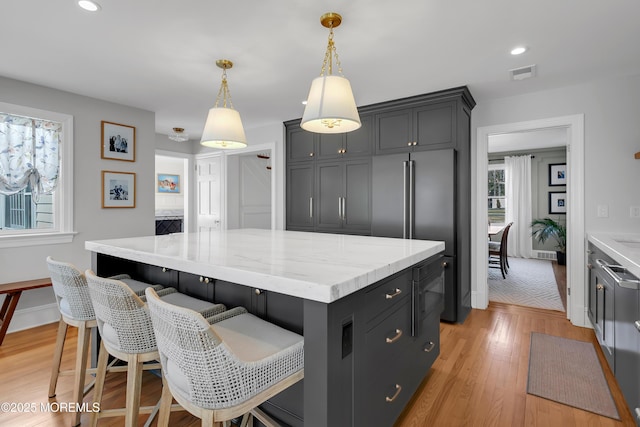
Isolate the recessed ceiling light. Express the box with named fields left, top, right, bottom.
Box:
left=302, top=100, right=308, bottom=105
left=78, top=1, right=101, bottom=12
left=510, top=46, right=527, bottom=56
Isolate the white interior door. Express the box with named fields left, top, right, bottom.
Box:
left=196, top=155, right=223, bottom=231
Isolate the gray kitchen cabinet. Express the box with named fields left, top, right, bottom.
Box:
left=588, top=240, right=640, bottom=425
left=286, top=163, right=315, bottom=231
left=374, top=100, right=456, bottom=155
left=316, top=114, right=372, bottom=160
left=285, top=86, right=475, bottom=323
left=316, top=159, right=371, bottom=233
left=286, top=125, right=316, bottom=163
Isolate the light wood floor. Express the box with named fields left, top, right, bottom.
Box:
left=0, top=303, right=635, bottom=426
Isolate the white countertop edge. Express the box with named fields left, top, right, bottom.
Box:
left=85, top=239, right=444, bottom=304
left=587, top=232, right=640, bottom=279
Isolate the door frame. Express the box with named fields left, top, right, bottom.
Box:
left=473, top=114, right=587, bottom=327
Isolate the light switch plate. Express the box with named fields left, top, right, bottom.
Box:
left=597, top=205, right=609, bottom=218
left=630, top=206, right=640, bottom=218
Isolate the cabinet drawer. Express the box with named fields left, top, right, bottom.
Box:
left=414, top=312, right=441, bottom=375
left=365, top=270, right=412, bottom=323
left=361, top=301, right=414, bottom=426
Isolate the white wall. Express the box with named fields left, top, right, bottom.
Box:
left=473, top=73, right=640, bottom=234
left=0, top=76, right=156, bottom=331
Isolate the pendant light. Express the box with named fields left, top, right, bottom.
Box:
left=200, top=59, right=247, bottom=149
left=301, top=12, right=361, bottom=134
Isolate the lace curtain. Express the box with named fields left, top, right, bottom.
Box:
left=0, top=113, right=61, bottom=200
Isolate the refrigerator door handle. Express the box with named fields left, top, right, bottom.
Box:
left=309, top=197, right=313, bottom=218
left=409, top=160, right=414, bottom=239
left=403, top=161, right=408, bottom=239
left=338, top=197, right=342, bottom=220
left=341, top=197, right=346, bottom=220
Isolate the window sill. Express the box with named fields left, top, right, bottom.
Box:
left=0, top=231, right=77, bottom=248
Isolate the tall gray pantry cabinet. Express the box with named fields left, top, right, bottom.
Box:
left=285, top=86, right=475, bottom=324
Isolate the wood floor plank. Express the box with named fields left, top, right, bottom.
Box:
left=0, top=301, right=635, bottom=426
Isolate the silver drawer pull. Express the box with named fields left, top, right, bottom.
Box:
left=199, top=276, right=210, bottom=284
left=162, top=267, right=170, bottom=273
left=385, top=384, right=402, bottom=403
left=635, top=320, right=640, bottom=332
left=596, top=283, right=604, bottom=291
left=255, top=289, right=262, bottom=295
left=385, top=288, right=402, bottom=299
left=423, top=341, right=436, bottom=353
left=385, top=329, right=403, bottom=344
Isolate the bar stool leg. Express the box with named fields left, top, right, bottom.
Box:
left=71, top=321, right=91, bottom=426
left=48, top=319, right=68, bottom=397
left=124, top=354, right=144, bottom=427
left=90, top=340, right=110, bottom=427
left=157, top=376, right=172, bottom=427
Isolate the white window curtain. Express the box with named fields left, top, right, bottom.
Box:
left=504, top=155, right=533, bottom=258
left=0, top=113, right=61, bottom=200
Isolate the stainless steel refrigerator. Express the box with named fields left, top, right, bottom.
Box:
left=371, top=148, right=460, bottom=322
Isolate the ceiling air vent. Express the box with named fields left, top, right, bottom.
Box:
left=509, top=64, right=537, bottom=81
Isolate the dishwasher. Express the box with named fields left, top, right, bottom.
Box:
left=603, top=261, right=640, bottom=426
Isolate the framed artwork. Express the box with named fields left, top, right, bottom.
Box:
left=157, top=174, right=180, bottom=193
left=548, top=163, right=566, bottom=186
left=101, top=121, right=136, bottom=162
left=548, top=191, right=567, bottom=214
left=102, top=171, right=136, bottom=208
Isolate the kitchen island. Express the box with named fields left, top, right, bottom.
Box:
left=86, top=229, right=446, bottom=427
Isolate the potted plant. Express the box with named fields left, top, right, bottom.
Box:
left=530, top=217, right=567, bottom=265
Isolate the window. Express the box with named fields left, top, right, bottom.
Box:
left=0, top=102, right=74, bottom=247
left=488, top=163, right=505, bottom=225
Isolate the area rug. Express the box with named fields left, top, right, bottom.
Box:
left=488, top=257, right=564, bottom=311
left=527, top=332, right=620, bottom=419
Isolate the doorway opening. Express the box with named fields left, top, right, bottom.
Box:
left=487, top=131, right=568, bottom=313
left=155, top=152, right=190, bottom=234
left=474, top=115, right=586, bottom=327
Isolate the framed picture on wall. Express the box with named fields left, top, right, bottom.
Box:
left=101, top=121, right=136, bottom=162
left=548, top=163, right=566, bottom=186
left=102, top=171, right=136, bottom=208
left=157, top=174, right=180, bottom=193
left=548, top=191, right=567, bottom=214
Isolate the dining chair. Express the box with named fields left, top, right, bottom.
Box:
left=46, top=256, right=164, bottom=426
left=488, top=222, right=513, bottom=279
left=85, top=269, right=226, bottom=427
left=145, top=287, right=305, bottom=427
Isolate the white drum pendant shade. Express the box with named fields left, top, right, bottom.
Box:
left=301, top=75, right=361, bottom=133
left=200, top=107, right=247, bottom=149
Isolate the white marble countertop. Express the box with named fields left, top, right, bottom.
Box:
left=587, top=232, right=640, bottom=279
left=85, top=229, right=445, bottom=303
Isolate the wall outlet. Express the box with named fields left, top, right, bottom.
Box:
left=597, top=204, right=609, bottom=218
left=631, top=206, right=640, bottom=218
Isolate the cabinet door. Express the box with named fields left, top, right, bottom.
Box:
left=178, top=271, right=213, bottom=301
left=344, top=114, right=372, bottom=158
left=343, top=159, right=371, bottom=232
left=413, top=101, right=456, bottom=151
left=287, top=126, right=315, bottom=162
left=286, top=164, right=315, bottom=230
left=316, top=162, right=344, bottom=230
left=136, top=264, right=178, bottom=288
left=375, top=108, right=413, bottom=154
left=316, top=133, right=345, bottom=160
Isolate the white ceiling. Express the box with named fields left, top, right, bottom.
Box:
left=2, top=1, right=640, bottom=141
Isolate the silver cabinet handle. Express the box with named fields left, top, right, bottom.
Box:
left=338, top=197, right=342, bottom=219
left=199, top=276, right=210, bottom=284
left=408, top=160, right=414, bottom=239
left=635, top=407, right=640, bottom=420
left=385, top=384, right=402, bottom=402
left=341, top=197, right=346, bottom=220
left=385, top=288, right=402, bottom=299
left=423, top=341, right=436, bottom=352
left=403, top=161, right=408, bottom=239
left=385, top=329, right=403, bottom=344
left=255, top=289, right=262, bottom=295
left=309, top=197, right=313, bottom=218
left=162, top=267, right=170, bottom=273
left=407, top=142, right=412, bottom=146
left=635, top=320, right=640, bottom=332
left=596, top=283, right=604, bottom=291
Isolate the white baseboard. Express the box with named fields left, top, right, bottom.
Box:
left=6, top=303, right=59, bottom=334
